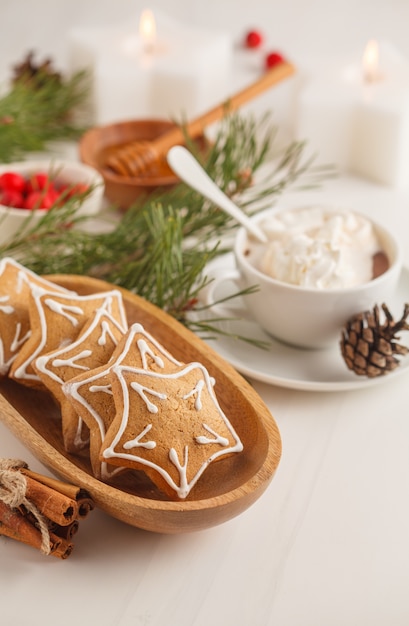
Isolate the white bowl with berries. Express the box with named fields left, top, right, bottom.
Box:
left=0, top=160, right=105, bottom=245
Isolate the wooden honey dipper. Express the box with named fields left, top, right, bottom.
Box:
left=106, top=60, right=296, bottom=177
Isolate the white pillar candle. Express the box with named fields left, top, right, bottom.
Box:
left=296, top=41, right=409, bottom=188
left=68, top=10, right=232, bottom=125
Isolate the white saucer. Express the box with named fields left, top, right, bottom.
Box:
left=195, top=254, right=409, bottom=391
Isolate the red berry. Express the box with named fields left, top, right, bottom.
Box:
left=265, top=51, right=285, bottom=70
left=46, top=188, right=60, bottom=205
left=24, top=190, right=57, bottom=210
left=0, top=189, right=24, bottom=208
left=26, top=172, right=51, bottom=194
left=66, top=183, right=90, bottom=198
left=24, top=191, right=43, bottom=210
left=0, top=168, right=85, bottom=211
left=245, top=30, right=263, bottom=49
left=0, top=171, right=26, bottom=194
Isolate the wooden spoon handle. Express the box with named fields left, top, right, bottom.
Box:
left=106, top=60, right=296, bottom=176
left=151, top=61, right=296, bottom=154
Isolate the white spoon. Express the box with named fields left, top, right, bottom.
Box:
left=167, top=145, right=268, bottom=243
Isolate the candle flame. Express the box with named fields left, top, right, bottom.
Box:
left=139, top=9, right=156, bottom=51
left=362, top=39, right=381, bottom=83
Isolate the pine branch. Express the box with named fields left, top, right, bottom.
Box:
left=0, top=58, right=89, bottom=163
left=0, top=111, right=333, bottom=341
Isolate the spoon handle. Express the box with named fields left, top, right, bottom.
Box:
left=157, top=61, right=296, bottom=153
left=167, top=146, right=268, bottom=243
left=107, top=61, right=295, bottom=176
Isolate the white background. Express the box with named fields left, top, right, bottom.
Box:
left=2, top=0, right=409, bottom=78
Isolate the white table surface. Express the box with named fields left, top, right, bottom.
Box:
left=1, top=2, right=409, bottom=625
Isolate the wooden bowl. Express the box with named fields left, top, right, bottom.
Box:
left=0, top=275, right=281, bottom=534
left=79, top=119, right=207, bottom=210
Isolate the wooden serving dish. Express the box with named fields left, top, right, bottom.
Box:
left=0, top=275, right=281, bottom=533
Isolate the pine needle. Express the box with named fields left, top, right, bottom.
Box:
left=0, top=67, right=89, bottom=163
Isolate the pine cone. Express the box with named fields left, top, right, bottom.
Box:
left=11, top=51, right=62, bottom=89
left=340, top=303, right=409, bottom=377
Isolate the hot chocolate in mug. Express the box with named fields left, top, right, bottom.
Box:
left=203, top=207, right=402, bottom=349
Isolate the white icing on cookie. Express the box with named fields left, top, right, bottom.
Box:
left=10, top=324, right=31, bottom=353
left=1, top=325, right=32, bottom=374
left=0, top=257, right=74, bottom=376
left=98, top=320, right=120, bottom=346
left=63, top=370, right=122, bottom=480
left=195, top=424, right=229, bottom=446
left=103, top=362, right=243, bottom=499
left=116, top=323, right=182, bottom=370
left=129, top=380, right=167, bottom=413
left=137, top=338, right=165, bottom=369
left=123, top=424, right=156, bottom=450
left=183, top=379, right=205, bottom=410
left=89, top=383, right=113, bottom=395
left=0, top=295, right=13, bottom=314
left=73, top=416, right=89, bottom=449
left=52, top=349, right=93, bottom=371
left=44, top=299, right=84, bottom=326
left=12, top=287, right=127, bottom=383
left=169, top=446, right=189, bottom=496
left=35, top=307, right=127, bottom=386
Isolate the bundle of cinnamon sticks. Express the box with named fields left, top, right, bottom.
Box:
left=0, top=461, right=94, bottom=559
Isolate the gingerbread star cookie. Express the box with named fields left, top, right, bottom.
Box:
left=101, top=361, right=244, bottom=499
left=9, top=285, right=127, bottom=389
left=63, top=323, right=183, bottom=479
left=0, top=257, right=72, bottom=376
left=35, top=308, right=128, bottom=452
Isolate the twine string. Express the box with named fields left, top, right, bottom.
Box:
left=0, top=458, right=51, bottom=555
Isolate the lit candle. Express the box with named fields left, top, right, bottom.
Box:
left=362, top=39, right=381, bottom=83
left=139, top=9, right=156, bottom=54
left=68, top=10, right=232, bottom=124
left=296, top=40, right=409, bottom=188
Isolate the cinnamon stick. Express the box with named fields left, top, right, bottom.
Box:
left=1, top=499, right=76, bottom=559
left=0, top=500, right=46, bottom=552
left=19, top=506, right=79, bottom=541
left=1, top=462, right=95, bottom=558
left=49, top=519, right=79, bottom=541
left=21, top=468, right=94, bottom=518
left=51, top=539, right=74, bottom=560
left=77, top=496, right=95, bottom=518
left=48, top=531, right=74, bottom=559
left=22, top=473, right=78, bottom=526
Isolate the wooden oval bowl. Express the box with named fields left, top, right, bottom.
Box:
left=79, top=119, right=207, bottom=210
left=0, top=275, right=281, bottom=534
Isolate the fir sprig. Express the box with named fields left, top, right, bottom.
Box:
left=0, top=59, right=89, bottom=163
left=0, top=112, right=333, bottom=339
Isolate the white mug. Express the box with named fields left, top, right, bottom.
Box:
left=203, top=207, right=403, bottom=349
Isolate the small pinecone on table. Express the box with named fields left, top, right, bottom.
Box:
left=340, top=303, right=409, bottom=378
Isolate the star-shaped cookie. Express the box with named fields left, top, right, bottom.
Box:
left=35, top=307, right=127, bottom=452
left=63, top=323, right=182, bottom=479
left=101, top=361, right=243, bottom=499
left=0, top=257, right=72, bottom=376
left=9, top=285, right=127, bottom=388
